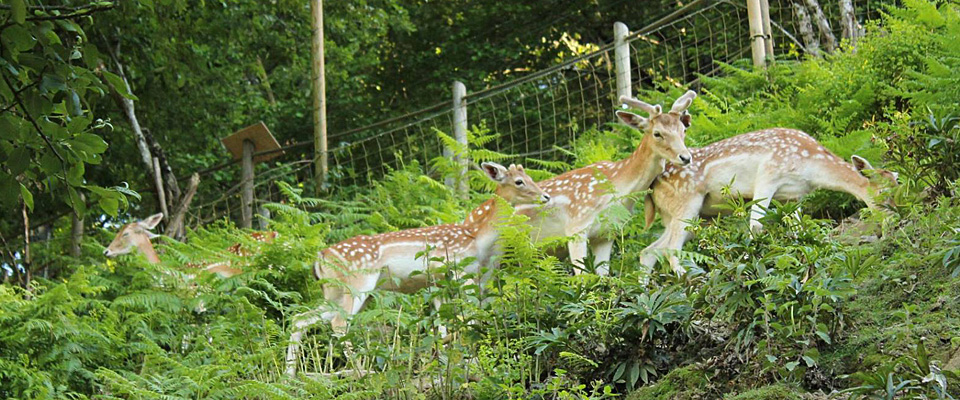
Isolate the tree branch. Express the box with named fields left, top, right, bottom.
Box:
left=0, top=2, right=116, bottom=30
left=0, top=68, right=65, bottom=164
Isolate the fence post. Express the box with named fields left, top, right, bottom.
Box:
left=613, top=22, right=632, bottom=100
left=311, top=0, right=328, bottom=194
left=451, top=81, right=469, bottom=197
left=759, top=0, right=775, bottom=62
left=241, top=139, right=255, bottom=229
left=746, top=0, right=768, bottom=68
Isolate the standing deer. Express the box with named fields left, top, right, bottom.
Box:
left=103, top=213, right=277, bottom=278
left=285, top=162, right=550, bottom=377
left=522, top=91, right=696, bottom=276
left=641, top=127, right=899, bottom=274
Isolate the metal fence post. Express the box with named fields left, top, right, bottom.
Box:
left=614, top=22, right=632, bottom=100
left=747, top=0, right=768, bottom=68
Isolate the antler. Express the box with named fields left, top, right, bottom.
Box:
left=669, top=90, right=697, bottom=114
left=619, top=95, right=662, bottom=117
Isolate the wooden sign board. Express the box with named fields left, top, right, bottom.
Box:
left=221, top=121, right=283, bottom=163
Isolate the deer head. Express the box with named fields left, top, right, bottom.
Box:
left=481, top=162, right=551, bottom=205
left=104, top=213, right=163, bottom=259
left=616, top=90, right=696, bottom=165
left=851, top=155, right=899, bottom=206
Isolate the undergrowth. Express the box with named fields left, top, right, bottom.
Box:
left=2, top=1, right=960, bottom=399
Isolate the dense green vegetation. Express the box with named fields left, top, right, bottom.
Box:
left=1, top=0, right=960, bottom=399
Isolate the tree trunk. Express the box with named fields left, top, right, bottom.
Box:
left=69, top=193, right=84, bottom=258
left=804, top=0, right=837, bottom=53
left=166, top=173, right=199, bottom=241
left=839, top=0, right=861, bottom=46
left=143, top=127, right=181, bottom=208
left=793, top=1, right=820, bottom=56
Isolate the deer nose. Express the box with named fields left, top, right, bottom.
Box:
left=103, top=249, right=110, bottom=256
left=679, top=154, right=691, bottom=165
left=541, top=194, right=551, bottom=203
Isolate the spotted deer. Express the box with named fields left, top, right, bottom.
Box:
left=521, top=91, right=696, bottom=276
left=641, top=128, right=899, bottom=274
left=103, top=213, right=278, bottom=278
left=285, top=162, right=550, bottom=377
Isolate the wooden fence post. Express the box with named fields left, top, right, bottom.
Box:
left=747, top=0, right=768, bottom=68
left=614, top=22, right=632, bottom=100
left=311, top=0, right=328, bottom=194
left=452, top=81, right=469, bottom=197
left=760, top=0, right=775, bottom=62
left=241, top=139, right=255, bottom=229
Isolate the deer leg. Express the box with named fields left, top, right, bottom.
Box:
left=750, top=184, right=780, bottom=233
left=568, top=236, right=590, bottom=275
left=286, top=312, right=323, bottom=377
left=661, top=219, right=694, bottom=277
left=590, top=239, right=614, bottom=276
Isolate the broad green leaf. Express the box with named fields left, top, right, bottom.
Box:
left=71, top=133, right=109, bottom=155
left=101, top=71, right=139, bottom=101
left=8, top=147, right=30, bottom=175
left=4, top=25, right=34, bottom=51
left=19, top=183, right=32, bottom=211
left=98, top=193, right=120, bottom=216
left=785, top=361, right=800, bottom=371
left=66, top=90, right=82, bottom=116
left=0, top=172, right=17, bottom=207
left=11, top=0, right=26, bottom=24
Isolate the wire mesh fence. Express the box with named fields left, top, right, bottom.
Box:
left=186, top=0, right=897, bottom=229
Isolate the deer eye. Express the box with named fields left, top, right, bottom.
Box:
left=653, top=132, right=663, bottom=139
left=515, top=179, right=524, bottom=186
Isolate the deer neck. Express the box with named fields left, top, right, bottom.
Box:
left=462, top=198, right=503, bottom=239
left=138, top=239, right=161, bottom=264
left=611, top=135, right=665, bottom=193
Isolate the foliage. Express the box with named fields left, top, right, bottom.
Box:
left=3, top=1, right=960, bottom=399
left=0, top=1, right=135, bottom=230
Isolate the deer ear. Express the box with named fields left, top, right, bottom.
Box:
left=616, top=110, right=649, bottom=129
left=140, top=213, right=164, bottom=230
left=481, top=162, right=508, bottom=182
left=680, top=111, right=692, bottom=128
left=851, top=155, right=874, bottom=172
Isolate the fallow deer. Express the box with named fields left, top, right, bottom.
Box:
left=103, top=213, right=278, bottom=278
left=641, top=127, right=899, bottom=275
left=284, top=162, right=550, bottom=377
left=522, top=91, right=696, bottom=275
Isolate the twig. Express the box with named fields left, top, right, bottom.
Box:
left=0, top=68, right=65, bottom=164
left=0, top=2, right=116, bottom=30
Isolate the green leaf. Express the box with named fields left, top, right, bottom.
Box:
left=0, top=172, right=17, bottom=207
left=628, top=361, right=640, bottom=388
left=98, top=193, right=119, bottom=216
left=785, top=361, right=800, bottom=371
left=66, top=90, right=82, bottom=116
left=71, top=133, right=108, bottom=155
left=4, top=25, right=35, bottom=51
left=101, top=71, right=139, bottom=101
left=11, top=0, right=26, bottom=24
left=8, top=147, right=30, bottom=175
left=19, top=183, right=33, bottom=211
left=66, top=162, right=84, bottom=186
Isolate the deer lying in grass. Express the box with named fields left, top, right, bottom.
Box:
left=641, top=128, right=899, bottom=275
left=522, top=91, right=696, bottom=275
left=103, top=213, right=277, bottom=278
left=285, top=162, right=550, bottom=377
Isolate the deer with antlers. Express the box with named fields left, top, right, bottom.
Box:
left=641, top=127, right=899, bottom=274
left=103, top=213, right=277, bottom=278
left=284, top=162, right=550, bottom=377
left=520, top=91, right=696, bottom=275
